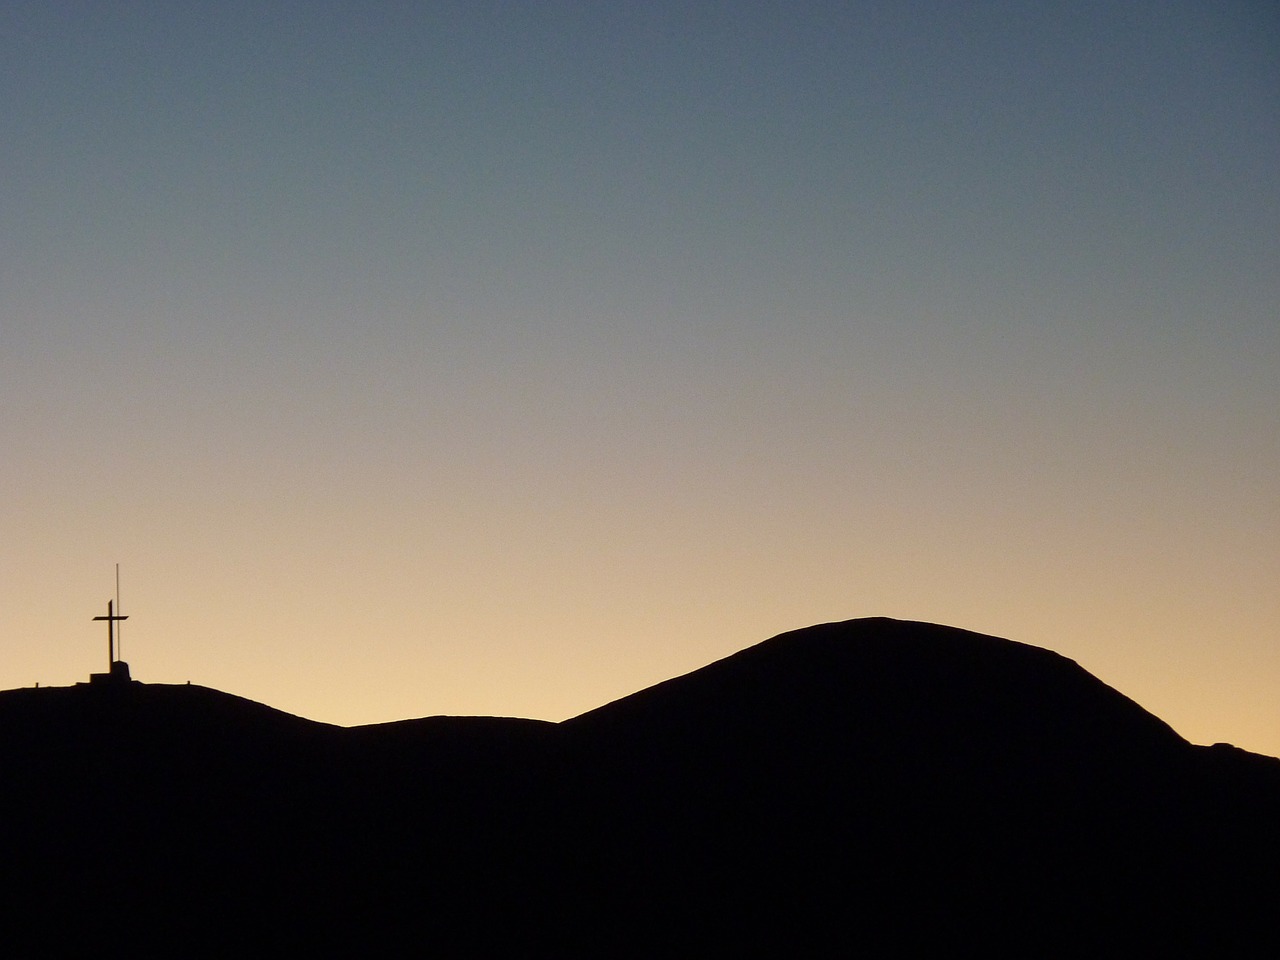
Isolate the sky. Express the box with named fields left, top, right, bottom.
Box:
left=2, top=2, right=1277, bottom=755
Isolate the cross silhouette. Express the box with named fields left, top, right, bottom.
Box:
left=92, top=599, right=128, bottom=671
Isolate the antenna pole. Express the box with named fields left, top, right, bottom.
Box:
left=115, top=564, right=122, bottom=661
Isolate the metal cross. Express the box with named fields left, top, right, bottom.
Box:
left=92, top=599, right=128, bottom=670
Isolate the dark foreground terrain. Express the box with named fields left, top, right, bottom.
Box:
left=2, top=618, right=1277, bottom=955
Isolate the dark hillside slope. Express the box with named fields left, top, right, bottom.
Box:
left=1, top=618, right=1276, bottom=955
left=0, top=682, right=553, bottom=955
left=564, top=617, right=1188, bottom=772
left=550, top=619, right=1278, bottom=952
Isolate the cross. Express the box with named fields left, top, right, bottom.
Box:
left=93, top=599, right=128, bottom=671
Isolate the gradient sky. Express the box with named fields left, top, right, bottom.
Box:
left=3, top=2, right=1277, bottom=755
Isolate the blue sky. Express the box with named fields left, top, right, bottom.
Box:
left=3, top=2, right=1277, bottom=753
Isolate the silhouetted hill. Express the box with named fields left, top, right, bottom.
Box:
left=563, top=617, right=1189, bottom=785
left=2, top=618, right=1277, bottom=955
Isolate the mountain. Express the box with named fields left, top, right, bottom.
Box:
left=2, top=618, right=1276, bottom=955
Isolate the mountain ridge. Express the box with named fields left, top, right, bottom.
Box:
left=2, top=617, right=1276, bottom=955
